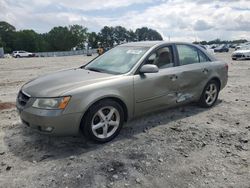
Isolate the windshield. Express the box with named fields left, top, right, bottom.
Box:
left=85, top=46, right=149, bottom=74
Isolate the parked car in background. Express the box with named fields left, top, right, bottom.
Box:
left=235, top=42, right=250, bottom=50
left=17, top=41, right=228, bottom=143
left=214, top=44, right=229, bottom=53
left=229, top=44, right=238, bottom=49
left=210, top=44, right=218, bottom=49
left=232, top=46, right=250, bottom=60
left=12, top=51, right=35, bottom=58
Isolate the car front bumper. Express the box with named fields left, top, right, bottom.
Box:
left=16, top=91, right=82, bottom=136
left=18, top=108, right=82, bottom=135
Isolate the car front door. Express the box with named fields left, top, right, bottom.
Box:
left=133, top=45, right=183, bottom=116
left=23, top=51, right=29, bottom=57
left=19, top=51, right=25, bottom=57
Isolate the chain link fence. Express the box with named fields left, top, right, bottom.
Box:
left=34, top=49, right=97, bottom=57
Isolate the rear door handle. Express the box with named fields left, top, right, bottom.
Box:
left=170, top=75, right=178, bottom=81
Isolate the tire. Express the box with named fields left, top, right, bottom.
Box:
left=16, top=55, right=21, bottom=58
left=81, top=99, right=124, bottom=143
left=199, top=80, right=219, bottom=108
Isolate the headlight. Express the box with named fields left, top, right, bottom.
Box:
left=32, top=96, right=71, bottom=110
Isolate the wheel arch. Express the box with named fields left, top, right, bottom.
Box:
left=79, top=96, right=129, bottom=131
left=209, top=77, right=221, bottom=90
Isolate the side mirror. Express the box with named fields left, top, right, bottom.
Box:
left=139, top=64, right=159, bottom=74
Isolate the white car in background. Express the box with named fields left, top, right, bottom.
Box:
left=232, top=46, right=250, bottom=60
left=12, top=51, right=35, bottom=58
left=235, top=42, right=250, bottom=50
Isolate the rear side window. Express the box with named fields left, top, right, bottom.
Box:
left=177, top=44, right=210, bottom=65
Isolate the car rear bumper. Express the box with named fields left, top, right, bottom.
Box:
left=17, top=107, right=82, bottom=136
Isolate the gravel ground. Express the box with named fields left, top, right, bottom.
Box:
left=0, top=51, right=249, bottom=188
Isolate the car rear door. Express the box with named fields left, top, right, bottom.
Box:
left=175, top=44, right=213, bottom=101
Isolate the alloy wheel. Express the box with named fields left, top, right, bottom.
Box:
left=205, top=83, right=218, bottom=106
left=91, top=106, right=120, bottom=139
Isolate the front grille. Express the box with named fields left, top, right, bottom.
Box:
left=18, top=91, right=30, bottom=107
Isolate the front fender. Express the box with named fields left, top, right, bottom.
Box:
left=62, top=76, right=134, bottom=120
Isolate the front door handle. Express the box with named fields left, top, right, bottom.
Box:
left=170, top=75, right=178, bottom=81
left=202, top=68, right=209, bottom=74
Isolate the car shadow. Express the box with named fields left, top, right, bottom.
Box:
left=4, top=100, right=223, bottom=162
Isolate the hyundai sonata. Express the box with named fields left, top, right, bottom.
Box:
left=17, top=41, right=228, bottom=142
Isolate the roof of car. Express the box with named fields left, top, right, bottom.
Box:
left=120, top=41, right=217, bottom=61
left=120, top=41, right=193, bottom=47
left=120, top=41, right=169, bottom=47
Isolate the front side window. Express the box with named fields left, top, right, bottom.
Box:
left=145, top=46, right=174, bottom=69
left=85, top=46, right=149, bottom=74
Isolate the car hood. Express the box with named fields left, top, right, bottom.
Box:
left=22, top=68, right=119, bottom=97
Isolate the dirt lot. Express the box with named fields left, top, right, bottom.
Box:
left=0, top=52, right=249, bottom=188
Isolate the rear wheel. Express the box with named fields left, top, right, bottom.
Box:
left=199, top=80, right=219, bottom=108
left=81, top=99, right=124, bottom=143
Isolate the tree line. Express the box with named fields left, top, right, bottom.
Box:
left=193, top=39, right=248, bottom=45
left=0, top=21, right=163, bottom=53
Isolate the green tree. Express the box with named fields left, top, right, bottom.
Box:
left=13, top=30, right=40, bottom=52
left=135, top=27, right=163, bottom=41
left=47, top=26, right=75, bottom=51
left=0, top=21, right=15, bottom=33
left=113, top=26, right=128, bottom=44
left=69, top=25, right=88, bottom=49
left=0, top=21, right=166, bottom=52
left=0, top=21, right=16, bottom=53
left=99, top=26, right=115, bottom=47
left=0, top=36, right=3, bottom=47
left=87, top=32, right=99, bottom=48
left=33, top=33, right=50, bottom=52
left=126, top=29, right=137, bottom=42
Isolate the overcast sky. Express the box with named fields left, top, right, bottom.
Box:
left=0, top=0, right=250, bottom=41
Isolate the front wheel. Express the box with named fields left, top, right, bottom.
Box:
left=199, top=80, right=219, bottom=108
left=81, top=100, right=124, bottom=143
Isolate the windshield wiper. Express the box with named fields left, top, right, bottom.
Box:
left=84, top=67, right=120, bottom=75
left=85, top=67, right=102, bottom=72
